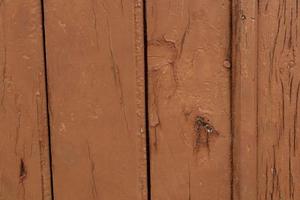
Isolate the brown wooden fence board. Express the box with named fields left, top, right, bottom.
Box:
left=0, top=0, right=52, bottom=199
left=232, top=0, right=258, bottom=199
left=147, top=0, right=232, bottom=199
left=257, top=0, right=300, bottom=199
left=43, top=0, right=147, bottom=199
left=233, top=0, right=300, bottom=199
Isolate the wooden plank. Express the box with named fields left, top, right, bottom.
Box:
left=232, top=0, right=258, bottom=199
left=147, top=0, right=232, bottom=199
left=257, top=0, right=300, bottom=199
left=0, top=0, right=52, bottom=200
left=43, top=0, right=147, bottom=199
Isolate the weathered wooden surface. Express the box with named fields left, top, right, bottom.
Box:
left=1, top=0, right=300, bottom=199
left=232, top=0, right=300, bottom=199
left=43, top=0, right=147, bottom=199
left=257, top=0, right=300, bottom=199
left=0, top=0, right=52, bottom=199
left=147, top=0, right=232, bottom=199
left=232, top=0, right=258, bottom=199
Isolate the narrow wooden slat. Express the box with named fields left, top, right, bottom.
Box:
left=43, top=0, right=147, bottom=199
left=147, top=0, right=232, bottom=199
left=232, top=0, right=258, bottom=199
left=0, top=0, right=52, bottom=199
left=257, top=0, right=300, bottom=199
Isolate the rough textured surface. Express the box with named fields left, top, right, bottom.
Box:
left=147, top=0, right=232, bottom=199
left=2, top=1, right=300, bottom=199
left=0, top=0, right=52, bottom=199
left=233, top=0, right=300, bottom=199
left=43, top=0, right=147, bottom=199
left=257, top=0, right=300, bottom=199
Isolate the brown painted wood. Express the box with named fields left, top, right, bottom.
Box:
left=257, top=0, right=300, bottom=199
left=232, top=0, right=258, bottom=199
left=233, top=0, right=300, bottom=199
left=147, top=0, right=232, bottom=199
left=0, top=0, right=52, bottom=199
left=2, top=1, right=300, bottom=199
left=43, top=0, right=147, bottom=199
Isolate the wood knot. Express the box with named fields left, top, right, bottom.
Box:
left=241, top=15, right=246, bottom=20
left=195, top=116, right=214, bottom=134
left=193, top=116, right=218, bottom=154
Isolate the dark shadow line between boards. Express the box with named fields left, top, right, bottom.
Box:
left=142, top=0, right=152, bottom=200
left=40, top=0, right=55, bottom=200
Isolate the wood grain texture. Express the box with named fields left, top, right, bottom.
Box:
left=147, top=0, right=232, bottom=199
left=232, top=0, right=258, bottom=199
left=0, top=0, right=52, bottom=199
left=257, top=0, right=300, bottom=199
left=43, top=0, right=147, bottom=199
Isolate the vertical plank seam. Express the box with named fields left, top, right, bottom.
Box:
left=142, top=0, right=151, bottom=199
left=231, top=1, right=239, bottom=199
left=256, top=1, right=259, bottom=199
left=39, top=0, right=55, bottom=199
left=230, top=0, right=234, bottom=199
